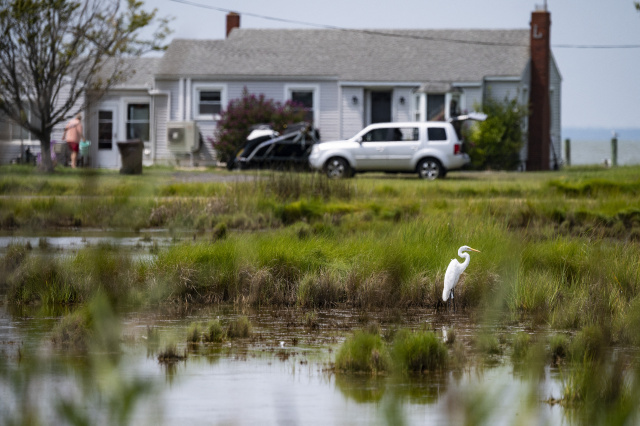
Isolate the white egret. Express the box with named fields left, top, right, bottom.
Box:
left=442, top=245, right=480, bottom=311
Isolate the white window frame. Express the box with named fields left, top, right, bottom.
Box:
left=124, top=101, right=151, bottom=143
left=121, top=96, right=151, bottom=143
left=285, top=84, right=319, bottom=125
left=193, top=83, right=227, bottom=121
left=412, top=93, right=425, bottom=122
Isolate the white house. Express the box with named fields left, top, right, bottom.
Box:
left=1, top=8, right=561, bottom=171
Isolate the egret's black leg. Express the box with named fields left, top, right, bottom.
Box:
left=452, top=288, right=456, bottom=312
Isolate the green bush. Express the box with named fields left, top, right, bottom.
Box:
left=466, top=96, right=528, bottom=170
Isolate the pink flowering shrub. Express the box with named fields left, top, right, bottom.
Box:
left=211, top=88, right=306, bottom=164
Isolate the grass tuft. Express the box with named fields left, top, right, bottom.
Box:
left=391, top=329, right=448, bottom=373
left=335, top=330, right=391, bottom=374
left=227, top=315, right=252, bottom=338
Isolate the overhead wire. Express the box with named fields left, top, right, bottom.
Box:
left=168, top=0, right=640, bottom=49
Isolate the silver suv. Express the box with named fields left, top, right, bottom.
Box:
left=308, top=122, right=470, bottom=179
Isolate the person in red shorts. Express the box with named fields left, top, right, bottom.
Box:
left=63, top=113, right=84, bottom=168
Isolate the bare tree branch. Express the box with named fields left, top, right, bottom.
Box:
left=0, top=0, right=172, bottom=171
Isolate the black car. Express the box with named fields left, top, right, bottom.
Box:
left=231, top=122, right=320, bottom=170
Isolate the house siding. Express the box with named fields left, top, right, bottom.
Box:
left=462, top=87, right=483, bottom=112
left=484, top=80, right=523, bottom=103
left=156, top=80, right=180, bottom=122
left=340, top=87, right=364, bottom=139
left=153, top=94, right=170, bottom=162
left=393, top=88, right=413, bottom=123
left=151, top=79, right=341, bottom=165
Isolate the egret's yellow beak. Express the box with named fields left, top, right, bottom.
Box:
left=469, top=247, right=481, bottom=253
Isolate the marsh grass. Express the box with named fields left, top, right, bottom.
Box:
left=157, top=343, right=187, bottom=363
left=548, top=334, right=570, bottom=365
left=204, top=319, right=226, bottom=343
left=186, top=322, right=202, bottom=344
left=226, top=315, right=252, bottom=338
left=510, top=332, right=531, bottom=363
left=475, top=333, right=502, bottom=357
left=391, top=329, right=448, bottom=373
left=335, top=330, right=391, bottom=373
left=184, top=317, right=244, bottom=343
left=560, top=354, right=638, bottom=425
left=51, top=307, right=92, bottom=351
left=1, top=243, right=30, bottom=279
left=2, top=166, right=640, bottom=335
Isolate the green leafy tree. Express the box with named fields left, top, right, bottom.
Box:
left=465, top=96, right=529, bottom=171
left=0, top=0, right=171, bottom=172
left=212, top=88, right=307, bottom=165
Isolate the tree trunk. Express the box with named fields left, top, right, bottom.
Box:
left=39, top=134, right=55, bottom=173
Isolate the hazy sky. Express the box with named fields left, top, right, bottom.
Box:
left=150, top=0, right=640, bottom=129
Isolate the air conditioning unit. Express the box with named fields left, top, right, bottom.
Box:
left=167, top=121, right=200, bottom=153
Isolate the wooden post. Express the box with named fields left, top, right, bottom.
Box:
left=611, top=132, right=618, bottom=167
left=564, top=138, right=571, bottom=167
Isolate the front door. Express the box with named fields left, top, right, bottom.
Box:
left=96, top=104, right=119, bottom=168
left=370, top=91, right=392, bottom=123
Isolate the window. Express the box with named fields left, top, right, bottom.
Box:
left=428, top=127, right=447, bottom=141
left=193, top=84, right=226, bottom=120
left=98, top=110, right=114, bottom=150
left=397, top=127, right=419, bottom=141
left=362, top=128, right=390, bottom=142
left=291, top=90, right=314, bottom=123
left=427, top=94, right=445, bottom=121
left=286, top=85, right=318, bottom=124
left=126, top=103, right=150, bottom=141
left=199, top=91, right=222, bottom=116
left=361, top=127, right=418, bottom=142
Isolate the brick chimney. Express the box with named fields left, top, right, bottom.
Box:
left=527, top=8, right=551, bottom=171
left=226, top=12, right=240, bottom=38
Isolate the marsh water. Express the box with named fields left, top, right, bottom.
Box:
left=0, top=300, right=570, bottom=425
left=0, top=232, right=577, bottom=424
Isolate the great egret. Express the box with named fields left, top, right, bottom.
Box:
left=442, top=245, right=480, bottom=311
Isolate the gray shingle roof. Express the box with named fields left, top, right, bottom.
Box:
left=157, top=28, right=530, bottom=83
left=95, top=57, right=162, bottom=88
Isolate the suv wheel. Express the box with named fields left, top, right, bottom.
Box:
left=325, top=157, right=350, bottom=179
left=417, top=158, right=443, bottom=180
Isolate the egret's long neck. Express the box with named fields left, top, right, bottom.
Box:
left=458, top=252, right=471, bottom=270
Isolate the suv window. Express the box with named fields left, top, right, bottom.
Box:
left=398, top=127, right=419, bottom=141
left=362, top=128, right=390, bottom=142
left=362, top=127, right=420, bottom=142
left=428, top=127, right=447, bottom=141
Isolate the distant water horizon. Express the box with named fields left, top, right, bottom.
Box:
left=561, top=127, right=640, bottom=166
left=563, top=127, right=640, bottom=140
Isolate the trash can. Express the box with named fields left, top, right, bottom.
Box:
left=117, top=139, right=143, bottom=174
